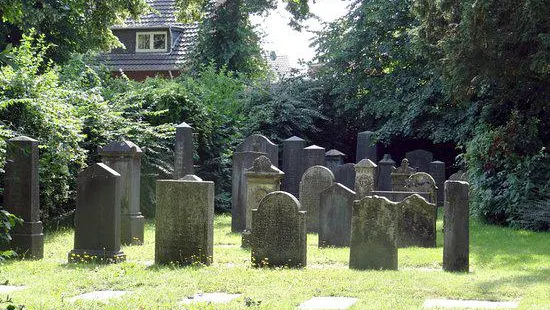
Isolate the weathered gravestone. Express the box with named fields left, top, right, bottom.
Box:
left=252, top=191, right=306, bottom=268
left=303, top=145, right=326, bottom=172
left=356, top=131, right=378, bottom=163
left=377, top=154, right=395, bottom=191
left=231, top=151, right=266, bottom=233
left=325, top=149, right=345, bottom=173
left=405, top=149, right=433, bottom=172
left=449, top=170, right=467, bottom=181
left=319, top=183, right=355, bottom=247
left=354, top=159, right=377, bottom=199
left=3, top=136, right=43, bottom=259
left=443, top=180, right=470, bottom=272
left=429, top=161, right=446, bottom=207
left=100, top=140, right=144, bottom=245
left=174, top=122, right=194, bottom=179
left=349, top=196, right=400, bottom=270
left=391, top=158, right=416, bottom=191
left=235, top=134, right=278, bottom=166
left=299, top=166, right=335, bottom=233
left=155, top=175, right=214, bottom=265
left=334, top=163, right=356, bottom=190
left=405, top=172, right=438, bottom=204
left=242, top=156, right=284, bottom=247
left=68, top=163, right=125, bottom=263
left=397, top=194, right=436, bottom=248
left=282, top=136, right=306, bottom=197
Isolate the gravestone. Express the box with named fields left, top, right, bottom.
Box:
left=397, top=194, right=436, bottom=248
left=252, top=191, right=306, bottom=268
left=319, top=183, right=355, bottom=247
left=155, top=175, right=214, bottom=265
left=334, top=163, right=356, bottom=190
left=449, top=170, right=467, bottom=181
left=174, top=122, right=194, bottom=179
left=429, top=161, right=446, bottom=206
left=349, top=196, right=400, bottom=270
left=354, top=159, right=377, bottom=199
left=282, top=136, right=306, bottom=197
left=231, top=151, right=266, bottom=233
left=371, top=191, right=431, bottom=204
left=303, top=145, right=326, bottom=172
left=235, top=134, right=278, bottom=167
left=68, top=163, right=125, bottom=263
left=377, top=154, right=395, bottom=191
left=325, top=149, right=345, bottom=173
left=242, top=156, right=284, bottom=247
left=356, top=131, right=378, bottom=163
left=299, top=166, right=335, bottom=233
left=405, top=172, right=438, bottom=204
left=391, top=158, right=416, bottom=191
left=443, top=180, right=470, bottom=272
left=405, top=149, right=433, bottom=172
left=3, top=136, right=43, bottom=259
left=100, top=140, right=144, bottom=245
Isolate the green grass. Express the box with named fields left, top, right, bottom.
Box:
left=1, top=214, right=549, bottom=309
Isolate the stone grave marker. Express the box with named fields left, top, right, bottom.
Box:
left=354, top=159, right=377, bottom=199
left=174, top=122, right=194, bottom=179
left=100, top=140, right=144, bottom=245
left=443, top=180, right=470, bottom=272
left=299, top=166, right=335, bottom=233
left=377, top=154, right=395, bottom=191
left=325, top=149, right=345, bottom=173
left=282, top=136, right=306, bottom=197
left=68, top=163, right=125, bottom=263
left=235, top=134, right=278, bottom=167
left=356, top=131, right=378, bottom=163
left=429, top=161, right=445, bottom=207
left=391, top=158, right=416, bottom=191
left=68, top=291, right=128, bottom=303
left=405, top=172, right=438, bottom=204
left=449, top=170, right=467, bottom=181
left=397, top=194, right=436, bottom=248
left=319, top=183, right=355, bottom=247
left=3, top=136, right=43, bottom=259
left=334, top=163, right=356, bottom=190
left=303, top=145, right=326, bottom=172
left=252, top=191, right=306, bottom=268
left=405, top=149, right=433, bottom=172
left=155, top=175, right=214, bottom=266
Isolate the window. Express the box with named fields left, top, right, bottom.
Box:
left=136, top=31, right=168, bottom=52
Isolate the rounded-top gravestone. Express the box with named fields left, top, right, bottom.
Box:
left=299, top=165, right=335, bottom=233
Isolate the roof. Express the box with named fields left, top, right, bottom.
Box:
left=266, top=54, right=292, bottom=78
left=113, top=0, right=185, bottom=29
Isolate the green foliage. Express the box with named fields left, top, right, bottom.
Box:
left=0, top=206, right=22, bottom=260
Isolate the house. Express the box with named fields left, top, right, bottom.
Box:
left=101, top=0, right=198, bottom=81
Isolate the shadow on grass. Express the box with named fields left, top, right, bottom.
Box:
left=58, top=262, right=108, bottom=270
left=476, top=268, right=550, bottom=291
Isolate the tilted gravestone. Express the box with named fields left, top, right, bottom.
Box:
left=349, top=196, right=400, bottom=270
left=101, top=140, right=145, bottom=245
left=235, top=134, right=278, bottom=167
left=242, top=156, right=284, bottom=247
left=231, top=151, right=266, bottom=233
left=405, top=172, right=438, bottom=204
left=299, top=166, right=335, bottom=233
left=397, top=194, right=437, bottom=248
left=319, top=183, right=355, bottom=247
left=325, top=149, right=345, bottom=173
left=68, top=163, right=125, bottom=263
left=252, top=191, right=306, bottom=268
left=3, top=136, right=43, bottom=259
left=356, top=131, right=378, bottom=163
left=155, top=175, right=214, bottom=266
left=334, top=163, right=355, bottom=190
left=429, top=161, right=446, bottom=207
left=174, top=122, right=194, bottom=179
left=405, top=149, right=433, bottom=173
left=377, top=154, right=395, bottom=191
left=391, top=158, right=416, bottom=191
left=443, top=180, right=470, bottom=272
left=282, top=136, right=306, bottom=197
left=354, top=159, right=377, bottom=199
left=303, top=145, right=326, bottom=173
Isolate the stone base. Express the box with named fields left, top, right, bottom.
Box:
left=68, top=249, right=126, bottom=264
left=121, top=213, right=144, bottom=245
left=241, top=230, right=252, bottom=248
left=9, top=221, right=44, bottom=259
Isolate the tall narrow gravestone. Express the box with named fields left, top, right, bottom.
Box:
left=68, top=163, right=125, bottom=263
left=242, top=156, right=284, bottom=247
left=354, top=159, right=377, bottom=199
left=377, top=154, right=395, bottom=191
left=231, top=151, right=266, bottom=232
left=325, top=149, right=345, bottom=173
left=334, top=163, right=356, bottom=190
left=303, top=145, right=326, bottom=172
left=155, top=175, right=214, bottom=266
left=252, top=191, right=306, bottom=268
left=443, top=180, right=470, bottom=272
left=3, top=136, right=43, bottom=259
left=319, top=183, right=355, bottom=247
left=235, top=134, right=278, bottom=167
left=356, top=131, right=378, bottom=163
left=299, top=166, right=335, bottom=233
left=174, top=122, right=194, bottom=179
left=349, top=196, right=400, bottom=270
left=429, top=161, right=446, bottom=207
left=406, top=149, right=433, bottom=172
left=391, top=158, right=416, bottom=191
left=282, top=136, right=306, bottom=197
left=100, top=140, right=144, bottom=245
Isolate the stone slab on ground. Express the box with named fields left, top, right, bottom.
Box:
left=68, top=290, right=128, bottom=303
left=299, top=297, right=358, bottom=309
left=180, top=292, right=242, bottom=305
left=423, top=299, right=519, bottom=309
left=0, top=285, right=26, bottom=293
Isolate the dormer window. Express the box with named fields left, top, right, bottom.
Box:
left=136, top=31, right=168, bottom=52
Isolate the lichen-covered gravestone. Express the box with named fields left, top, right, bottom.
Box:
left=356, top=131, right=378, bottom=163
left=377, top=154, right=396, bottom=191
left=100, top=140, right=144, bottom=245
left=282, top=136, right=306, bottom=197
left=155, top=175, right=214, bottom=265
left=334, top=163, right=356, bottom=190
left=443, top=180, right=470, bottom=272
left=252, top=191, right=306, bottom=268
left=354, top=159, right=377, bottom=199
left=68, top=163, right=126, bottom=263
left=391, top=158, right=416, bottom=191
left=405, top=172, right=438, bottom=204
left=397, top=194, right=436, bottom=248
left=3, top=136, right=43, bottom=259
left=299, top=166, right=335, bottom=233
left=174, top=122, right=194, bottom=179
left=319, top=183, right=355, bottom=247
left=405, top=149, right=433, bottom=172
left=349, top=196, right=400, bottom=270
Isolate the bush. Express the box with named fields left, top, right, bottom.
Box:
left=0, top=206, right=22, bottom=260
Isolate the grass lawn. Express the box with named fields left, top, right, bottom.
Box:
left=1, top=213, right=549, bottom=309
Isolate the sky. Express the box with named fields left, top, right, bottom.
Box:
left=251, top=0, right=352, bottom=69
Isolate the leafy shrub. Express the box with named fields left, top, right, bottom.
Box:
left=0, top=206, right=22, bottom=260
